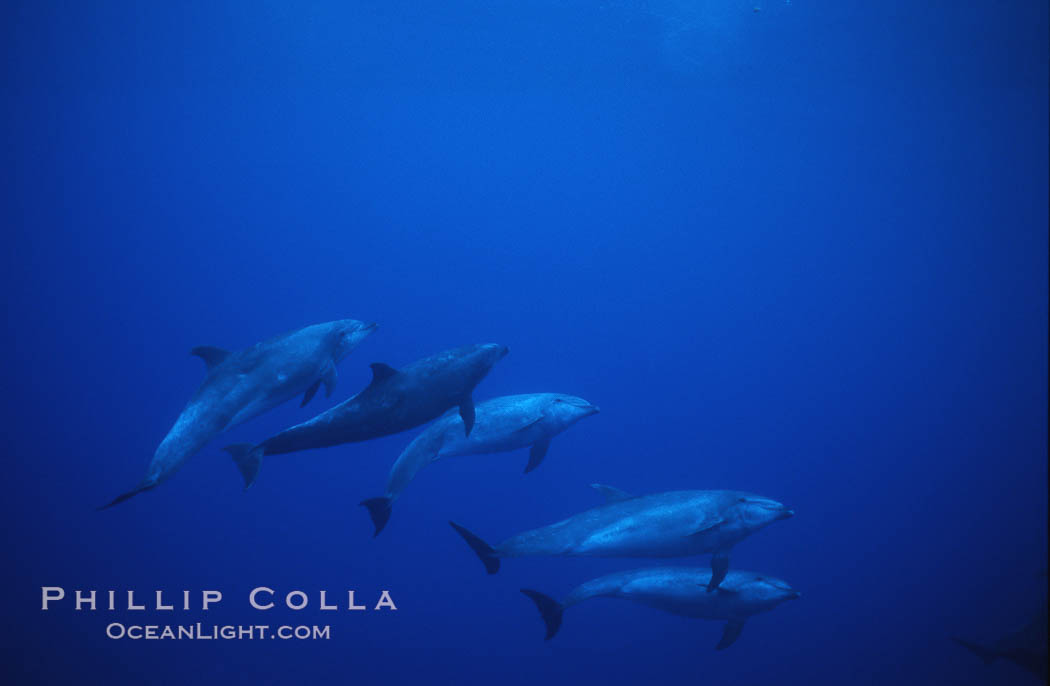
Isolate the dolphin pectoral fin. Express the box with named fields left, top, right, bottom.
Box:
left=97, top=482, right=156, bottom=510
left=707, top=551, right=730, bottom=591
left=322, top=363, right=338, bottom=397
left=189, top=346, right=231, bottom=371
left=716, top=618, right=746, bottom=650
left=301, top=379, right=322, bottom=407
left=449, top=521, right=500, bottom=574
left=360, top=497, right=393, bottom=537
left=589, top=484, right=635, bottom=503
left=223, top=444, right=263, bottom=489
left=520, top=589, right=564, bottom=640
left=514, top=416, right=545, bottom=434
left=524, top=439, right=550, bottom=473
left=459, top=397, right=476, bottom=436
left=687, top=515, right=724, bottom=539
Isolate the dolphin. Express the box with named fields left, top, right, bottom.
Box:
left=100, top=319, right=377, bottom=508
left=224, top=343, right=509, bottom=488
left=520, top=567, right=800, bottom=649
left=360, top=393, right=600, bottom=536
left=953, top=604, right=1048, bottom=681
left=450, top=484, right=794, bottom=589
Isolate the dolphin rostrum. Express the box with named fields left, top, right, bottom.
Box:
left=450, top=485, right=794, bottom=589
left=521, top=567, right=800, bottom=649
left=224, top=343, right=509, bottom=488
left=101, top=319, right=377, bottom=508
left=361, top=393, right=600, bottom=536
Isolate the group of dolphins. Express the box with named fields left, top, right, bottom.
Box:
left=102, top=318, right=800, bottom=650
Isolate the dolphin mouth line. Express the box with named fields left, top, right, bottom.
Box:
left=765, top=579, right=799, bottom=597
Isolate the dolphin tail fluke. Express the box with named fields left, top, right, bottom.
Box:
left=360, top=497, right=393, bottom=537
left=520, top=589, right=564, bottom=640
left=223, top=443, right=264, bottom=489
left=448, top=521, right=500, bottom=574
left=952, top=637, right=999, bottom=664
left=97, top=482, right=155, bottom=510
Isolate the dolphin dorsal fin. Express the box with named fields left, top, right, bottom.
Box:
left=369, top=362, right=399, bottom=385
left=190, top=346, right=231, bottom=371
left=590, top=483, right=634, bottom=503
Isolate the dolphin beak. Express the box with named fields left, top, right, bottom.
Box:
left=589, top=405, right=601, bottom=415
left=779, top=509, right=795, bottom=520
left=365, top=322, right=378, bottom=331
left=789, top=590, right=801, bottom=600
left=500, top=346, right=510, bottom=358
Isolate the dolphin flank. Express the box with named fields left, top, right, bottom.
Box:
left=449, top=484, right=793, bottom=589
left=100, top=319, right=377, bottom=508
left=361, top=393, right=599, bottom=536
left=224, top=343, right=509, bottom=489
left=520, top=567, right=800, bottom=649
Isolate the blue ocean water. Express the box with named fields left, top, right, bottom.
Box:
left=3, top=1, right=1047, bottom=684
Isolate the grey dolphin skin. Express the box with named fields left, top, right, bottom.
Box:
left=224, top=343, right=509, bottom=488
left=520, top=567, right=800, bottom=649
left=953, top=604, right=1048, bottom=681
left=101, top=319, right=377, bottom=508
left=361, top=393, right=600, bottom=536
left=449, top=484, right=793, bottom=589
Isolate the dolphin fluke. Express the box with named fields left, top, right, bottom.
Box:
left=521, top=589, right=564, bottom=640
left=97, top=482, right=155, bottom=510
left=360, top=497, right=393, bottom=537
left=448, top=521, right=500, bottom=574
left=952, top=637, right=999, bottom=664
left=223, top=443, right=264, bottom=489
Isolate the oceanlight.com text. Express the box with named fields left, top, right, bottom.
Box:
left=105, top=623, right=331, bottom=640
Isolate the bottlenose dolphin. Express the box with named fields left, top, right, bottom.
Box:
left=450, top=484, right=793, bottom=589
left=224, top=343, right=509, bottom=488
left=953, top=604, right=1048, bottom=681
left=521, top=567, right=800, bottom=649
left=101, top=319, right=377, bottom=508
left=361, top=393, right=600, bottom=536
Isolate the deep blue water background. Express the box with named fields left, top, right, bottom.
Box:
left=3, top=2, right=1047, bottom=684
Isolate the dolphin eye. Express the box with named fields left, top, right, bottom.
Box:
left=755, top=576, right=764, bottom=581
left=738, top=497, right=747, bottom=503
left=554, top=398, right=563, bottom=403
